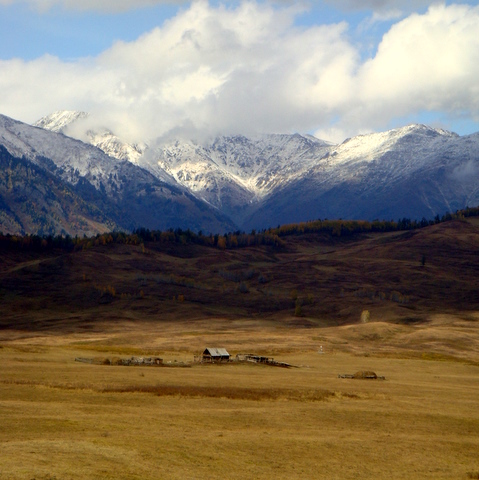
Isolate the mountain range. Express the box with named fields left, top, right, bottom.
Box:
left=0, top=114, right=233, bottom=236
left=1, top=110, right=478, bottom=235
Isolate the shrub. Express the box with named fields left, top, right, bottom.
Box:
left=360, top=310, right=370, bottom=323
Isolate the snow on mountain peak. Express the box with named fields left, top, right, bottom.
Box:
left=332, top=123, right=458, bottom=165
left=34, top=110, right=89, bottom=134
left=30, top=110, right=478, bottom=228
left=390, top=123, right=458, bottom=138
left=5, top=109, right=479, bottom=234
left=151, top=132, right=333, bottom=203
left=34, top=110, right=151, bottom=168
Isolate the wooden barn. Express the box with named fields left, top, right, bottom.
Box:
left=202, top=348, right=230, bottom=363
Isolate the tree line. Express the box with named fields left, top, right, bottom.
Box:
left=1, top=206, right=479, bottom=253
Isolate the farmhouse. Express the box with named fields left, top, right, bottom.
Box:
left=202, top=348, right=230, bottom=362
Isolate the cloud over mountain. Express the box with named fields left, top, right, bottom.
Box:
left=336, top=3, right=479, bottom=138
left=0, top=2, right=478, bottom=143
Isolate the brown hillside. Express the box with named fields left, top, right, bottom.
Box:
left=1, top=219, right=478, bottom=334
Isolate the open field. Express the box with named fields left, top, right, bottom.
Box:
left=1, top=220, right=479, bottom=478
left=1, top=317, right=479, bottom=480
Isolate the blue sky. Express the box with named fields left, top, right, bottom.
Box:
left=0, top=3, right=179, bottom=60
left=0, top=1, right=419, bottom=60
left=1, top=0, right=479, bottom=143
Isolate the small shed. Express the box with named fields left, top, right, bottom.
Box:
left=202, top=348, right=230, bottom=362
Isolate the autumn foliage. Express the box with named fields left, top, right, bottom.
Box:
left=1, top=206, right=478, bottom=254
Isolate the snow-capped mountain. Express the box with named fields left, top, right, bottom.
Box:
left=33, top=110, right=89, bottom=134
left=243, top=124, right=479, bottom=229
left=149, top=133, right=332, bottom=222
left=153, top=133, right=332, bottom=198
left=34, top=111, right=148, bottom=167
left=0, top=114, right=235, bottom=235
left=15, top=110, right=479, bottom=234
left=35, top=111, right=333, bottom=222
left=4, top=112, right=126, bottom=193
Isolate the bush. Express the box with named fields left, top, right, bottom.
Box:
left=360, top=310, right=370, bottom=323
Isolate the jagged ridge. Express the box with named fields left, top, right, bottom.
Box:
left=28, top=111, right=479, bottom=231
left=0, top=114, right=236, bottom=235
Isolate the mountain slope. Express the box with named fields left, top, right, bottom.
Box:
left=34, top=111, right=333, bottom=223
left=150, top=134, right=332, bottom=221
left=0, top=145, right=119, bottom=236
left=33, top=110, right=89, bottom=134
left=243, top=125, right=479, bottom=228
left=33, top=111, right=479, bottom=230
left=34, top=111, right=169, bottom=181
left=0, top=114, right=236, bottom=235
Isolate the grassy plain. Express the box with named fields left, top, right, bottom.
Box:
left=1, top=220, right=479, bottom=479
left=1, top=320, right=479, bottom=480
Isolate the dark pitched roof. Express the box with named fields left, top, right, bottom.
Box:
left=203, top=348, right=230, bottom=357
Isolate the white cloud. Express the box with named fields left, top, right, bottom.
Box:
left=357, top=8, right=403, bottom=33
left=313, top=126, right=349, bottom=145
left=349, top=3, right=479, bottom=131
left=451, top=159, right=479, bottom=181
left=0, top=1, right=479, bottom=144
left=0, top=1, right=357, bottom=142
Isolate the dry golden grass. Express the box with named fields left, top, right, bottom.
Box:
left=1, top=222, right=479, bottom=478
left=1, top=316, right=479, bottom=480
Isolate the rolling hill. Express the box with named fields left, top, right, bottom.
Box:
left=2, top=218, right=479, bottom=335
